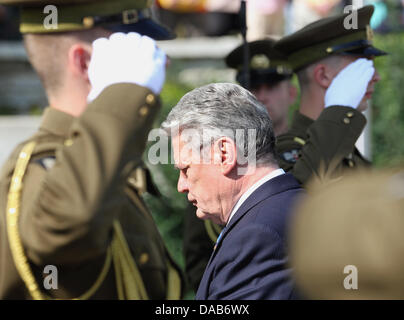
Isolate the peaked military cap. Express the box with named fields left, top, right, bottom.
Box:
left=0, top=0, right=174, bottom=40
left=274, top=5, right=387, bottom=72
left=226, top=39, right=293, bottom=89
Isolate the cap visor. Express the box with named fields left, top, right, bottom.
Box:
left=237, top=70, right=292, bottom=89
left=344, top=45, right=388, bottom=57
left=363, top=46, right=388, bottom=57
left=106, top=18, right=176, bottom=41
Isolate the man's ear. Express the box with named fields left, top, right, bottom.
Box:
left=312, top=63, right=334, bottom=89
left=67, top=43, right=92, bottom=82
left=215, top=137, right=237, bottom=175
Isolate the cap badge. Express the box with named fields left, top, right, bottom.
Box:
left=277, top=66, right=285, bottom=74
left=123, top=9, right=140, bottom=24
left=82, top=16, right=94, bottom=28
left=251, top=54, right=270, bottom=69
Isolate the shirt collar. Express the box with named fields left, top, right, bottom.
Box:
left=39, top=107, right=75, bottom=137
left=226, top=168, right=285, bottom=226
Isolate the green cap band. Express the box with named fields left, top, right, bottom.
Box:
left=288, top=30, right=367, bottom=71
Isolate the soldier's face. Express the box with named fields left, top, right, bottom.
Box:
left=250, top=80, right=296, bottom=134
left=333, top=55, right=381, bottom=111
left=172, top=134, right=228, bottom=225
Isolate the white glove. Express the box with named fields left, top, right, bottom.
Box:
left=324, top=58, right=375, bottom=109
left=88, top=32, right=166, bottom=102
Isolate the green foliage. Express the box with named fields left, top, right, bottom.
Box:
left=372, top=33, right=404, bottom=167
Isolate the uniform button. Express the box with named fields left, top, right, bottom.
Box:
left=346, top=111, right=354, bottom=118
left=139, top=106, right=149, bottom=117
left=343, top=118, right=350, bottom=124
left=139, top=253, right=149, bottom=265
left=64, top=139, right=74, bottom=147
left=82, top=16, right=94, bottom=28
left=146, top=94, right=155, bottom=105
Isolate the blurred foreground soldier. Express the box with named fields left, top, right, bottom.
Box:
left=183, top=39, right=297, bottom=293
left=0, top=0, right=183, bottom=299
left=162, top=83, right=304, bottom=299
left=290, top=169, right=404, bottom=299
left=275, top=5, right=387, bottom=185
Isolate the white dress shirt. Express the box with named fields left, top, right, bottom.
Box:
left=226, top=168, right=285, bottom=226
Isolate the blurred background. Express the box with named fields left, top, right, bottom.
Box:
left=1, top=0, right=404, bottom=297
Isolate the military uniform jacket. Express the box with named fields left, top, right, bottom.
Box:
left=276, top=106, right=371, bottom=185
left=0, top=83, right=182, bottom=299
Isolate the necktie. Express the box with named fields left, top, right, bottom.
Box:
left=213, top=227, right=226, bottom=251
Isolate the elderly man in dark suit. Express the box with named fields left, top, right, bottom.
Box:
left=162, top=83, right=304, bottom=300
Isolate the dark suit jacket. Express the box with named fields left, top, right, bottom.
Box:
left=195, top=173, right=303, bottom=300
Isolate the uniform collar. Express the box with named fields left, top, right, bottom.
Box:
left=39, top=107, right=75, bottom=137
left=290, top=110, right=314, bottom=135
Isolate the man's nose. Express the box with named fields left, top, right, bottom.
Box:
left=177, top=173, right=188, bottom=193
left=372, top=69, right=381, bottom=84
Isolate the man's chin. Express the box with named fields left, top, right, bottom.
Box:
left=195, top=209, right=207, bottom=220
left=196, top=209, right=222, bottom=225
left=196, top=208, right=211, bottom=221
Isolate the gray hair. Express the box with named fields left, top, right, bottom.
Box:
left=161, top=83, right=277, bottom=166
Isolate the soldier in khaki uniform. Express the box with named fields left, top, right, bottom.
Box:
left=0, top=0, right=183, bottom=299
left=290, top=169, right=404, bottom=299
left=183, top=39, right=297, bottom=293
left=274, top=5, right=387, bottom=185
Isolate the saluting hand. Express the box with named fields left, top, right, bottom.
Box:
left=325, top=58, right=375, bottom=109
left=87, top=32, right=166, bottom=102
